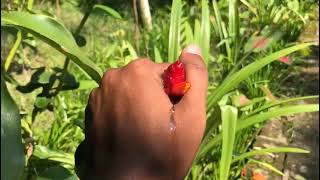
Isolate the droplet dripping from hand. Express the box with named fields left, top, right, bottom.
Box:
left=169, top=106, right=176, bottom=133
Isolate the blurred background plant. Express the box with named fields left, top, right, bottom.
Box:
left=1, top=0, right=319, bottom=179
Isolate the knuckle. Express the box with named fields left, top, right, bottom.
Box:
left=88, top=88, right=100, bottom=110
left=101, top=68, right=118, bottom=87
left=88, top=88, right=99, bottom=102
left=128, top=58, right=152, bottom=67
left=125, top=58, right=153, bottom=74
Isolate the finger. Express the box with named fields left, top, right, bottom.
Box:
left=177, top=44, right=208, bottom=109
left=173, top=45, right=208, bottom=169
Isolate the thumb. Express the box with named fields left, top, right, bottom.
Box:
left=178, top=44, right=208, bottom=108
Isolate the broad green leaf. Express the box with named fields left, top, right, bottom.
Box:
left=168, top=0, right=182, bottom=61
left=232, top=147, right=309, bottom=163
left=93, top=4, right=122, bottom=19
left=35, top=166, right=77, bottom=180
left=78, top=80, right=98, bottom=90
left=219, top=105, right=237, bottom=180
left=33, top=145, right=74, bottom=165
left=1, top=75, right=24, bottom=180
left=1, top=11, right=102, bottom=83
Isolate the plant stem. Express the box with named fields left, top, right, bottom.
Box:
left=74, top=10, right=91, bottom=35
left=54, top=5, right=93, bottom=95
left=132, top=0, right=140, bottom=55
left=4, top=30, right=22, bottom=71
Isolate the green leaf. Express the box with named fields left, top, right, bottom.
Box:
left=1, top=75, right=24, bottom=180
left=207, top=43, right=316, bottom=112
left=168, top=0, right=182, bottom=61
left=219, top=105, right=237, bottom=180
left=232, top=147, right=309, bottom=163
left=228, top=0, right=239, bottom=63
left=78, top=80, right=98, bottom=90
left=33, top=145, right=74, bottom=165
left=248, top=159, right=284, bottom=176
left=243, top=95, right=319, bottom=118
left=35, top=166, right=77, bottom=180
left=193, top=19, right=201, bottom=46
left=181, top=21, right=193, bottom=46
left=237, top=104, right=319, bottom=131
left=212, top=0, right=224, bottom=42
left=197, top=103, right=318, bottom=161
left=154, top=46, right=163, bottom=63
left=93, top=4, right=122, bottom=19
left=200, top=0, right=210, bottom=64
left=1, top=11, right=102, bottom=83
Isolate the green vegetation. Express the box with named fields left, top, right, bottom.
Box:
left=1, top=0, right=319, bottom=179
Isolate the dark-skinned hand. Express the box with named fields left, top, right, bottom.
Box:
left=75, top=45, right=208, bottom=180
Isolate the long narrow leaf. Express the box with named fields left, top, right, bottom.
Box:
left=244, top=95, right=319, bottom=118
left=248, top=159, right=284, bottom=176
left=212, top=0, right=224, bottom=43
left=93, top=4, right=122, bottom=19
left=232, top=147, right=309, bottom=163
left=228, top=0, right=239, bottom=63
left=168, top=0, right=182, bottom=61
left=200, top=0, right=210, bottom=64
left=197, top=104, right=318, bottom=160
left=207, top=43, right=315, bottom=112
left=219, top=105, right=238, bottom=180
left=193, top=19, right=201, bottom=45
left=154, top=45, right=163, bottom=63
left=237, top=104, right=319, bottom=131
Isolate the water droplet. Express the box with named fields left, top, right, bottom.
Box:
left=169, top=106, right=176, bottom=132
left=169, top=119, right=176, bottom=132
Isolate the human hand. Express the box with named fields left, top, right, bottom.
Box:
left=75, top=45, right=208, bottom=180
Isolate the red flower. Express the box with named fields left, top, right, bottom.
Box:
left=162, top=60, right=191, bottom=101
left=279, top=56, right=291, bottom=64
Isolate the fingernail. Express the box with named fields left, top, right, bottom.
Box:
left=182, top=44, right=202, bottom=57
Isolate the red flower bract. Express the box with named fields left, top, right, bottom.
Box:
left=162, top=60, right=191, bottom=101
